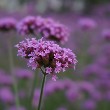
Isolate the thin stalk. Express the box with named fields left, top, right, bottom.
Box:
left=38, top=73, right=46, bottom=110
left=8, top=39, right=20, bottom=109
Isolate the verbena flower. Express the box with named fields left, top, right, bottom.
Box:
left=102, top=29, right=110, bottom=41
left=0, top=87, right=14, bottom=104
left=15, top=38, right=77, bottom=80
left=44, top=80, right=65, bottom=96
left=78, top=18, right=97, bottom=30
left=14, top=68, right=33, bottom=80
left=17, top=16, right=69, bottom=44
left=82, top=99, right=96, bottom=110
left=17, top=16, right=40, bottom=35
left=0, top=70, right=12, bottom=86
left=0, top=18, right=16, bottom=32
left=39, top=17, right=69, bottom=44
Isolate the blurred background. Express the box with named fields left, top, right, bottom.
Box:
left=0, top=0, right=110, bottom=110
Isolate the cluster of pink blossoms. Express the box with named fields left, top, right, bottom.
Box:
left=102, top=29, right=110, bottom=41
left=39, top=17, right=69, bottom=44
left=17, top=16, right=69, bottom=44
left=15, top=38, right=77, bottom=80
left=78, top=18, right=97, bottom=30
left=0, top=18, right=17, bottom=32
left=17, top=16, right=40, bottom=35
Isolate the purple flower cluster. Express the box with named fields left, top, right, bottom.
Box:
left=78, top=18, right=97, bottom=30
left=39, top=17, right=69, bottom=44
left=14, top=68, right=33, bottom=80
left=17, top=16, right=39, bottom=35
left=0, top=70, right=12, bottom=86
left=82, top=99, right=96, bottom=110
left=44, top=80, right=66, bottom=96
left=0, top=18, right=17, bottom=32
left=17, top=16, right=69, bottom=44
left=15, top=38, right=77, bottom=80
left=0, top=87, right=14, bottom=104
left=83, top=44, right=110, bottom=101
left=41, top=79, right=100, bottom=109
left=102, top=29, right=110, bottom=41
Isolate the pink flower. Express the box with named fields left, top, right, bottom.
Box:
left=0, top=87, right=14, bottom=104
left=15, top=38, right=77, bottom=80
left=40, top=17, right=69, bottom=44
left=46, top=67, right=52, bottom=74
left=0, top=70, right=12, bottom=86
left=14, top=68, right=33, bottom=80
left=78, top=18, right=97, bottom=30
left=0, top=18, right=17, bottom=32
left=102, top=29, right=110, bottom=41
left=17, top=16, right=39, bottom=35
left=17, top=16, right=69, bottom=44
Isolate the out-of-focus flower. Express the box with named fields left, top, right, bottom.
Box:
left=17, top=16, right=69, bottom=44
left=40, top=17, right=69, bottom=44
left=14, top=68, right=33, bottom=80
left=83, top=64, right=107, bottom=80
left=102, top=29, right=110, bottom=41
left=78, top=18, right=97, bottom=30
left=79, top=81, right=95, bottom=94
left=82, top=99, right=96, bottom=110
left=44, top=80, right=65, bottom=96
left=63, top=79, right=75, bottom=89
left=32, top=89, right=40, bottom=107
left=15, top=38, right=77, bottom=80
left=17, top=16, right=41, bottom=35
left=0, top=18, right=17, bottom=32
left=65, top=85, right=80, bottom=102
left=0, top=70, right=12, bottom=86
left=94, top=79, right=110, bottom=92
left=78, top=81, right=101, bottom=100
left=0, top=87, right=14, bottom=104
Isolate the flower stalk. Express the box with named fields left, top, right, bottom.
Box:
left=38, top=70, right=46, bottom=110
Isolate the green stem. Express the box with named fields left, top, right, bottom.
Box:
left=38, top=73, right=46, bottom=110
left=8, top=39, right=20, bottom=109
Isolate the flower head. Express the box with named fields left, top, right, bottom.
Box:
left=17, top=16, right=41, bottom=35
left=39, top=17, right=69, bottom=44
left=78, top=18, right=97, bottom=30
left=82, top=99, right=96, bottom=110
left=0, top=87, right=14, bottom=104
left=15, top=38, right=77, bottom=80
left=0, top=70, right=12, bottom=86
left=102, top=29, right=110, bottom=41
left=14, top=68, right=33, bottom=80
left=0, top=18, right=17, bottom=32
left=17, top=16, right=69, bottom=44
